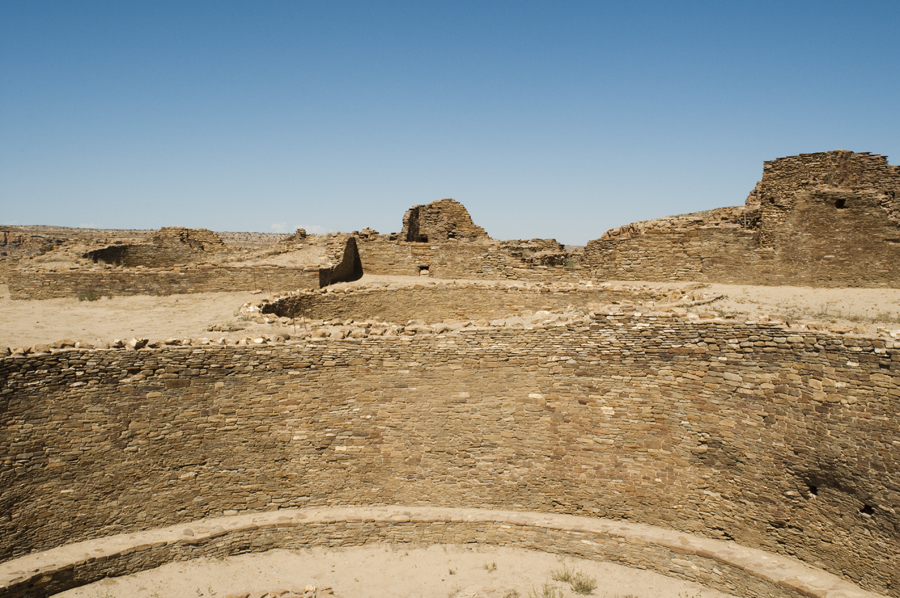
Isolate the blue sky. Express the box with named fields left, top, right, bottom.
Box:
left=2, top=1, right=898, bottom=245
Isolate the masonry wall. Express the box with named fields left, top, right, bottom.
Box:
left=6, top=266, right=322, bottom=299
left=583, top=151, right=900, bottom=287
left=357, top=239, right=588, bottom=282
left=401, top=198, right=489, bottom=242
left=583, top=225, right=760, bottom=283
left=1, top=321, right=898, bottom=595
left=83, top=245, right=223, bottom=269
left=261, top=285, right=645, bottom=323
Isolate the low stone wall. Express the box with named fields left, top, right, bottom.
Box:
left=1, top=320, right=897, bottom=595
left=259, top=283, right=647, bottom=323
left=0, top=507, right=885, bottom=598
left=6, top=266, right=322, bottom=299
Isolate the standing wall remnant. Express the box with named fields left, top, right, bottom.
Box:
left=583, top=150, right=900, bottom=286
left=401, top=198, right=490, bottom=242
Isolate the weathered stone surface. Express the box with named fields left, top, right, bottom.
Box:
left=7, top=265, right=323, bottom=299
left=401, top=198, right=490, bottom=242
left=0, top=320, right=897, bottom=595
left=583, top=150, right=900, bottom=286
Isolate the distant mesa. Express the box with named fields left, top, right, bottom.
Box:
left=401, top=198, right=490, bottom=242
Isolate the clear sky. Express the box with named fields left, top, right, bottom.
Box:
left=2, top=1, right=898, bottom=245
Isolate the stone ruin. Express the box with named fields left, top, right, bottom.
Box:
left=2, top=282, right=898, bottom=597
left=148, top=226, right=226, bottom=250
left=584, top=150, right=900, bottom=286
left=1, top=151, right=899, bottom=598
left=83, top=226, right=226, bottom=268
left=6, top=150, right=900, bottom=299
left=401, top=198, right=490, bottom=242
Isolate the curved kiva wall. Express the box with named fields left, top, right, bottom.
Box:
left=1, top=319, right=898, bottom=595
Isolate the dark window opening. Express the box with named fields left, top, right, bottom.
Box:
left=405, top=207, right=428, bottom=242
left=807, top=484, right=818, bottom=496
left=418, top=265, right=430, bottom=276
left=859, top=504, right=875, bottom=515
left=835, top=198, right=847, bottom=209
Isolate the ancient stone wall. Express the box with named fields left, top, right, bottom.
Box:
left=149, top=227, right=225, bottom=250
left=318, top=237, right=363, bottom=287
left=401, top=198, right=490, bottom=242
left=357, top=237, right=588, bottom=281
left=583, top=151, right=900, bottom=286
left=1, top=320, right=897, bottom=595
left=84, top=227, right=226, bottom=269
left=0, top=231, right=60, bottom=258
left=9, top=238, right=359, bottom=300
left=260, top=284, right=643, bottom=323
left=6, top=265, right=322, bottom=299
left=583, top=222, right=761, bottom=283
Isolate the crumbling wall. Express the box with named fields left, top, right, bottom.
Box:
left=318, top=236, right=363, bottom=287
left=149, top=227, right=225, bottom=250
left=85, top=227, right=226, bottom=268
left=583, top=210, right=760, bottom=283
left=584, top=151, right=900, bottom=286
left=401, top=198, right=490, bottom=242
left=0, top=231, right=59, bottom=258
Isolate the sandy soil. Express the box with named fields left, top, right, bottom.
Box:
left=0, top=285, right=264, bottom=349
left=2, top=276, right=899, bottom=349
left=644, top=281, right=900, bottom=328
left=54, top=544, right=733, bottom=598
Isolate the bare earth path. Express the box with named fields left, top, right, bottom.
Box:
left=55, top=544, right=733, bottom=598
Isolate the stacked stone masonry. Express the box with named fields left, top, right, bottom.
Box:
left=7, top=237, right=363, bottom=299
left=84, top=227, right=227, bottom=269
left=1, top=319, right=897, bottom=596
left=584, top=151, right=900, bottom=286
left=401, top=198, right=489, bottom=242
left=356, top=237, right=587, bottom=281
left=259, top=284, right=642, bottom=323
left=6, top=266, right=322, bottom=300
left=7, top=151, right=900, bottom=298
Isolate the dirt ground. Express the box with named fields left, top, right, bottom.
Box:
left=2, top=276, right=900, bottom=349
left=55, top=544, right=732, bottom=598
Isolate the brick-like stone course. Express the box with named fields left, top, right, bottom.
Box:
left=357, top=238, right=588, bottom=281
left=1, top=320, right=897, bottom=595
left=6, top=266, right=322, bottom=299
left=584, top=151, right=900, bottom=286
left=401, top=198, right=489, bottom=242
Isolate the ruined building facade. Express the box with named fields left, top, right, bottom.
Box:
left=583, top=150, right=900, bottom=286
left=401, top=198, right=490, bottom=242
